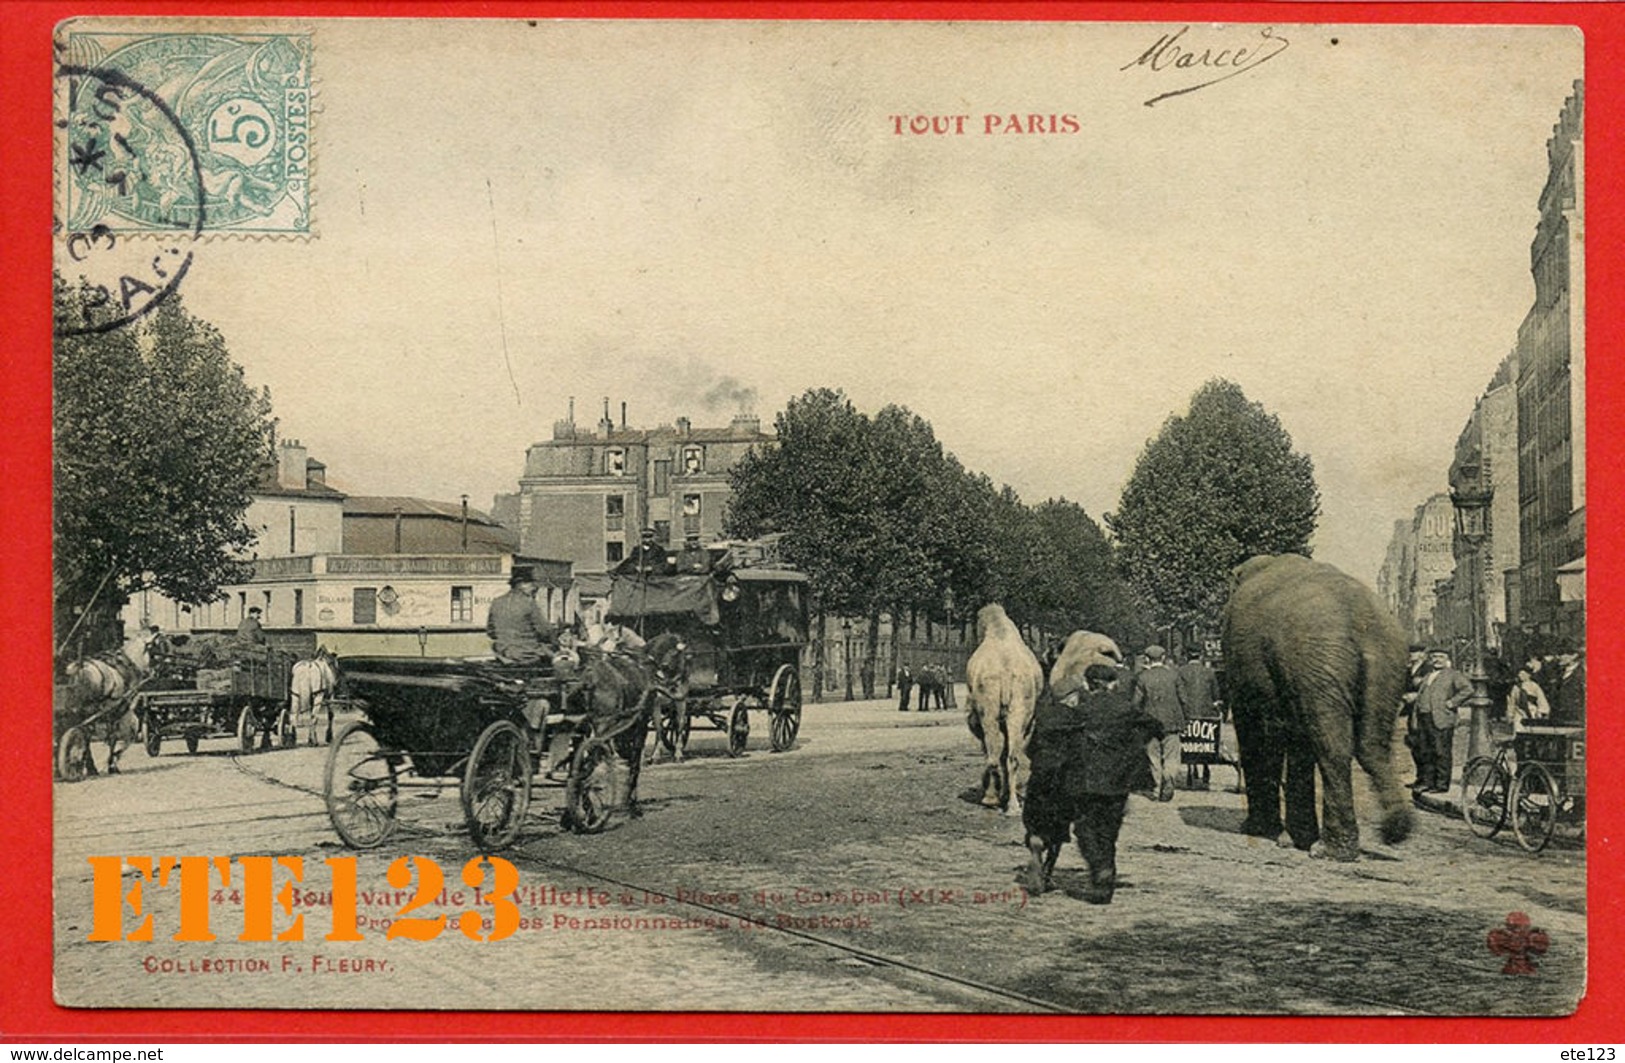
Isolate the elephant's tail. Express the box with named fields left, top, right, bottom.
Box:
left=1381, top=805, right=1414, bottom=845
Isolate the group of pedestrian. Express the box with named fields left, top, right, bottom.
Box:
left=1402, top=643, right=1586, bottom=794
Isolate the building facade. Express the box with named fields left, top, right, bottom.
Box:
left=123, top=442, right=575, bottom=656
left=1377, top=493, right=1456, bottom=644
left=505, top=401, right=773, bottom=573
left=1514, top=81, right=1585, bottom=648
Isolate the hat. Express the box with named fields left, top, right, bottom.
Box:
left=1084, top=663, right=1120, bottom=686
left=509, top=564, right=538, bottom=585
left=247, top=606, right=262, bottom=615
left=1408, top=643, right=1428, bottom=654
left=1144, top=644, right=1166, bottom=661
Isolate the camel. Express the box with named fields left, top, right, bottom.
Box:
left=964, top=604, right=1045, bottom=816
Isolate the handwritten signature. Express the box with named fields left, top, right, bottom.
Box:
left=1120, top=26, right=1290, bottom=107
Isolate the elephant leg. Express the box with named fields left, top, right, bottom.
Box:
left=1234, top=710, right=1284, bottom=838
left=1283, top=740, right=1322, bottom=852
left=1356, top=702, right=1413, bottom=845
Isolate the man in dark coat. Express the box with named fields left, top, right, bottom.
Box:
left=1021, top=663, right=1163, bottom=904
left=1401, top=643, right=1432, bottom=790
left=1132, top=644, right=1183, bottom=800
left=1176, top=647, right=1221, bottom=789
left=235, top=606, right=268, bottom=646
left=1414, top=648, right=1474, bottom=793
left=486, top=565, right=558, bottom=665
left=616, top=526, right=676, bottom=577
left=896, top=664, right=914, bottom=712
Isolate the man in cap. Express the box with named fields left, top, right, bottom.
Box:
left=487, top=564, right=559, bottom=665
left=1414, top=647, right=1473, bottom=793
left=616, top=526, right=676, bottom=577
left=1176, top=646, right=1221, bottom=790
left=1131, top=644, right=1183, bottom=801
left=235, top=606, right=268, bottom=646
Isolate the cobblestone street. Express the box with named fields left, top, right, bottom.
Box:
left=54, top=695, right=1585, bottom=1015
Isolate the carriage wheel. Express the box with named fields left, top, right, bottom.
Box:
left=144, top=721, right=163, bottom=759
left=1460, top=756, right=1508, bottom=839
left=655, top=691, right=690, bottom=755
left=463, top=721, right=533, bottom=850
left=184, top=731, right=201, bottom=755
left=324, top=722, right=399, bottom=849
left=727, top=700, right=751, bottom=757
left=1510, top=763, right=1560, bottom=854
left=277, top=708, right=298, bottom=749
left=769, top=666, right=802, bottom=753
left=237, top=706, right=259, bottom=754
left=57, top=726, right=91, bottom=782
left=565, top=736, right=620, bottom=834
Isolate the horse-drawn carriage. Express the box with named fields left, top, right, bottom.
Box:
left=136, top=638, right=299, bottom=757
left=606, top=549, right=807, bottom=759
left=327, top=638, right=679, bottom=850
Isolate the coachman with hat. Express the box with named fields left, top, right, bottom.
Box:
left=487, top=564, right=559, bottom=665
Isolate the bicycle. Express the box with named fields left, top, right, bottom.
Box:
left=1460, top=725, right=1584, bottom=853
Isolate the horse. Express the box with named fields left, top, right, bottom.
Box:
left=290, top=648, right=339, bottom=746
left=559, top=632, right=687, bottom=830
left=61, top=628, right=159, bottom=775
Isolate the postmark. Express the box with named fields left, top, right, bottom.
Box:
left=56, top=26, right=312, bottom=236
left=53, top=60, right=203, bottom=334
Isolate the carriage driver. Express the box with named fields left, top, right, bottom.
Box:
left=488, top=565, right=562, bottom=731
left=487, top=565, right=559, bottom=665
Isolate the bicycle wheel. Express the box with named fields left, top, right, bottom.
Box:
left=1510, top=763, right=1559, bottom=853
left=1460, top=756, right=1509, bottom=839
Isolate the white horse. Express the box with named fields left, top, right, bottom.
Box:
left=62, top=628, right=159, bottom=774
left=290, top=648, right=338, bottom=746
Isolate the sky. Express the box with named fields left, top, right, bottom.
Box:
left=62, top=18, right=1583, bottom=585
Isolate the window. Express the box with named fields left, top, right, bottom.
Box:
left=653, top=459, right=671, bottom=497
left=653, top=520, right=671, bottom=545
left=353, top=587, right=377, bottom=625
left=451, top=586, right=474, bottom=623
left=682, top=446, right=704, bottom=475
left=605, top=494, right=625, bottom=532
left=238, top=591, right=248, bottom=620
left=606, top=541, right=625, bottom=564
left=605, top=448, right=626, bottom=476
left=293, top=589, right=304, bottom=626
left=682, top=493, right=702, bottom=536
left=263, top=591, right=273, bottom=621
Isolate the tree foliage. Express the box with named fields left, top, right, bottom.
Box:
left=54, top=277, right=275, bottom=629
left=1105, top=378, right=1320, bottom=634
left=726, top=388, right=1151, bottom=644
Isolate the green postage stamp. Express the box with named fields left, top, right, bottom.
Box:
left=56, top=25, right=313, bottom=235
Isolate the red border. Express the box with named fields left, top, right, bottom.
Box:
left=4, top=0, right=1620, bottom=1043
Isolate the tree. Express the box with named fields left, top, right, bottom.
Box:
left=1105, top=379, right=1320, bottom=635
left=54, top=277, right=275, bottom=650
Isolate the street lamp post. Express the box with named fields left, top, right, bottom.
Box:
left=1450, top=482, right=1494, bottom=762
left=942, top=588, right=957, bottom=710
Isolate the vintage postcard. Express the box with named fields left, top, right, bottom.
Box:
left=45, top=15, right=1590, bottom=1024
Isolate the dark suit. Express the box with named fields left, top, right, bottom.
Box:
left=1415, top=665, right=1473, bottom=790
left=486, top=588, right=557, bottom=664
left=1024, top=685, right=1162, bottom=902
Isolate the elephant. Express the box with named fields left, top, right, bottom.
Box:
left=964, top=604, right=1045, bottom=816
left=1220, top=553, right=1413, bottom=861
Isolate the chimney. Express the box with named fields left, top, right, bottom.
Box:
left=620, top=401, right=627, bottom=430
left=598, top=396, right=614, bottom=437
left=729, top=412, right=760, bottom=437
left=676, top=416, right=691, bottom=436
left=277, top=439, right=308, bottom=490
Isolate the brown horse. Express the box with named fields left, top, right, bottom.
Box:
left=559, top=632, right=686, bottom=829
